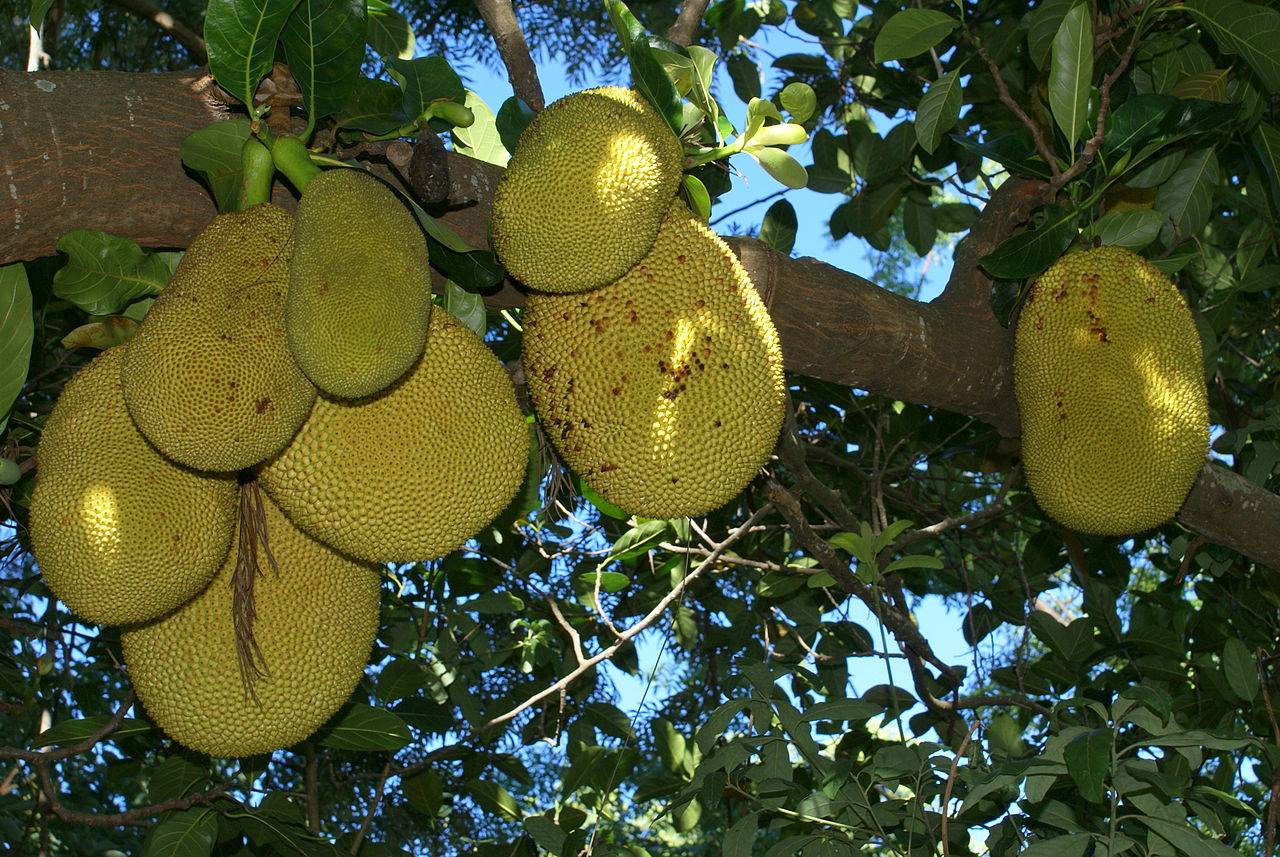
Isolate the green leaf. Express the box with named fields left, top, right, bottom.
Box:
left=467, top=591, right=525, bottom=614
left=1137, top=814, right=1243, bottom=856
left=604, top=520, right=671, bottom=563
left=1155, top=147, right=1219, bottom=240
left=377, top=657, right=425, bottom=702
left=1221, top=637, right=1259, bottom=701
left=915, top=71, right=962, bottom=154
left=584, top=702, right=635, bottom=740
left=1063, top=728, right=1111, bottom=803
left=653, top=718, right=688, bottom=773
left=1172, top=69, right=1230, bottom=102
left=1090, top=209, right=1163, bottom=248
left=180, top=119, right=253, bottom=211
left=577, top=570, right=630, bottom=593
left=495, top=97, right=536, bottom=155
left=759, top=199, right=797, bottom=254
left=281, top=0, right=366, bottom=121
left=204, top=0, right=298, bottom=112
left=142, top=808, right=217, bottom=857
left=722, top=812, right=758, bottom=856
left=53, top=230, right=170, bottom=315
left=1102, top=94, right=1178, bottom=163
left=798, top=698, right=879, bottom=722
left=334, top=77, right=406, bottom=134
left=442, top=279, right=486, bottom=337
left=681, top=174, right=711, bottom=221
left=0, top=265, right=33, bottom=435
left=1252, top=122, right=1280, bottom=206
left=452, top=91, right=508, bottom=167
left=726, top=53, right=760, bottom=102
left=148, top=756, right=211, bottom=803
left=979, top=206, right=1078, bottom=279
left=1185, top=0, right=1280, bottom=93
left=882, top=553, right=943, bottom=573
left=522, top=816, right=566, bottom=854
left=779, top=82, right=816, bottom=122
left=1020, top=833, right=1092, bottom=857
left=579, top=477, right=627, bottom=519
left=873, top=9, right=958, bottom=63
left=316, top=704, right=411, bottom=750
left=1026, top=0, right=1077, bottom=69
left=365, top=0, right=413, bottom=59
left=630, top=38, right=685, bottom=134
left=33, top=715, right=152, bottom=747
left=903, top=193, right=936, bottom=256
left=1049, top=2, right=1092, bottom=145
left=468, top=780, right=522, bottom=820
left=29, top=0, right=54, bottom=27
left=387, top=56, right=465, bottom=122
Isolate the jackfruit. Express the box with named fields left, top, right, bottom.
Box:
left=1014, top=246, right=1209, bottom=535
left=121, top=204, right=316, bottom=472
left=490, top=87, right=684, bottom=294
left=29, top=348, right=237, bottom=626
left=258, top=310, right=529, bottom=563
left=121, top=488, right=380, bottom=758
left=522, top=200, right=786, bottom=518
left=287, top=169, right=433, bottom=398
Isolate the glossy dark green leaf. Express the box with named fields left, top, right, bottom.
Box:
left=1020, top=833, right=1091, bottom=857
left=468, top=780, right=522, bottom=820
left=1138, top=814, right=1243, bottom=856
left=1186, top=0, right=1280, bottom=93
left=204, top=0, right=298, bottom=111
left=377, top=657, right=426, bottom=701
left=759, top=199, right=797, bottom=254
left=442, top=279, right=486, bottom=337
left=29, top=0, right=54, bottom=26
left=604, top=520, right=671, bottom=563
left=33, top=715, right=152, bottom=747
left=467, top=591, right=525, bottom=614
left=495, top=96, right=536, bottom=155
left=1089, top=209, right=1163, bottom=248
left=630, top=38, right=684, bottom=135
left=387, top=56, right=465, bottom=122
left=147, top=756, right=211, bottom=803
left=1221, top=637, right=1259, bottom=701
left=722, top=812, right=758, bottom=856
left=1048, top=2, right=1092, bottom=145
left=726, top=52, right=760, bottom=102
left=951, top=133, right=1052, bottom=178
left=0, top=265, right=32, bottom=435
left=873, top=9, right=958, bottom=63
left=1102, top=94, right=1178, bottom=162
left=180, top=119, right=253, bottom=211
left=1063, top=728, right=1110, bottom=803
left=1026, top=0, right=1076, bottom=69
left=979, top=206, right=1078, bottom=280
left=681, top=174, right=711, bottom=221
left=522, top=816, right=566, bottom=854
left=1155, top=147, right=1218, bottom=241
left=316, top=704, right=411, bottom=750
left=53, top=231, right=169, bottom=315
left=334, top=77, right=406, bottom=134
left=282, top=0, right=366, bottom=121
left=915, top=71, right=962, bottom=154
left=141, top=808, right=217, bottom=857
left=365, top=0, right=413, bottom=59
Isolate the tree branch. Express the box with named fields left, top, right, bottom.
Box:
left=666, top=0, right=711, bottom=47
left=473, top=0, right=545, bottom=111
left=1, top=70, right=1277, bottom=570
left=106, top=0, right=207, bottom=63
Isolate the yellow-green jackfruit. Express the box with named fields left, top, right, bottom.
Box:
left=490, top=87, right=683, bottom=294
left=29, top=349, right=237, bottom=626
left=121, top=204, right=316, bottom=472
left=522, top=200, right=786, bottom=518
left=287, top=169, right=433, bottom=398
left=122, top=488, right=380, bottom=758
left=259, top=310, right=529, bottom=563
left=1014, top=246, right=1209, bottom=535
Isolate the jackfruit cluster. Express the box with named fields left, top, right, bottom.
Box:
left=1014, top=246, right=1209, bottom=535
left=495, top=88, right=787, bottom=518
left=30, top=172, right=529, bottom=756
left=491, top=87, right=684, bottom=293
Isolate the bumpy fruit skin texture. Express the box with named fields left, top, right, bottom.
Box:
left=523, top=201, right=786, bottom=518
left=287, top=170, right=432, bottom=398
left=122, top=490, right=380, bottom=758
left=259, top=311, right=529, bottom=562
left=29, top=349, right=237, bottom=626
left=490, top=87, right=683, bottom=294
left=1014, top=246, right=1209, bottom=535
left=121, top=204, right=316, bottom=472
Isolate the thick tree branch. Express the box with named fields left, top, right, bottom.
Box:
left=473, top=0, right=545, bottom=111
left=1, top=70, right=1277, bottom=570
left=106, top=0, right=207, bottom=63
left=666, top=0, right=710, bottom=47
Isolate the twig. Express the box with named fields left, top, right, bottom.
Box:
left=0, top=692, right=136, bottom=762
left=708, top=189, right=787, bottom=227
left=1258, top=649, right=1279, bottom=856
left=107, top=0, right=206, bottom=62
left=545, top=595, right=586, bottom=665
left=473, top=0, right=545, bottom=111
left=896, top=466, right=1020, bottom=549
left=904, top=646, right=1050, bottom=715
left=940, top=720, right=981, bottom=857
left=34, top=765, right=228, bottom=827
left=305, top=742, right=320, bottom=835
left=970, top=39, right=1059, bottom=177
left=477, top=504, right=774, bottom=733
left=666, top=0, right=711, bottom=46
left=349, top=758, right=391, bottom=855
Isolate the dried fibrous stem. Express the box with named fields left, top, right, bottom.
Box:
left=233, top=480, right=278, bottom=702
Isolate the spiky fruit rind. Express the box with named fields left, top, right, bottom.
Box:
left=121, top=204, right=316, bottom=472
left=121, top=490, right=380, bottom=758
left=259, top=311, right=529, bottom=562
left=287, top=170, right=432, bottom=399
left=29, top=349, right=237, bottom=626
left=1014, top=246, right=1209, bottom=535
left=490, top=87, right=683, bottom=294
left=523, top=201, right=786, bottom=518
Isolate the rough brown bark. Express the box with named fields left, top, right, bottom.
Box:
left=0, top=69, right=1276, bottom=569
